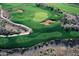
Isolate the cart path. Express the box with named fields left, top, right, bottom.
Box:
left=0, top=9, right=32, bottom=37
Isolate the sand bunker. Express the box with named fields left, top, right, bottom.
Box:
left=41, top=19, right=55, bottom=25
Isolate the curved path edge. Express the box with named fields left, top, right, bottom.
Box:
left=0, top=9, right=32, bottom=37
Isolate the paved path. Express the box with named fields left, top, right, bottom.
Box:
left=0, top=9, right=32, bottom=37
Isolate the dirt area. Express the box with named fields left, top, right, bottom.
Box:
left=0, top=9, right=10, bottom=19
left=0, top=39, right=79, bottom=56
left=62, top=12, right=79, bottom=30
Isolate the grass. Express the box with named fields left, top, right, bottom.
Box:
left=33, top=12, right=48, bottom=22
left=0, top=3, right=79, bottom=48
left=70, top=31, right=79, bottom=37
left=48, top=3, right=79, bottom=15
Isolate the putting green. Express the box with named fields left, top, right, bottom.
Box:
left=33, top=12, right=48, bottom=22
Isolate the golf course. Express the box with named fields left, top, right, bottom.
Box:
left=0, top=3, right=79, bottom=49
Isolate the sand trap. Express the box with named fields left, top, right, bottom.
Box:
left=41, top=19, right=55, bottom=25
left=16, top=9, right=24, bottom=13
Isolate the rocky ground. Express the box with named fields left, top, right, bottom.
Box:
left=0, top=39, right=79, bottom=56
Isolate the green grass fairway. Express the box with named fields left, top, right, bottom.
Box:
left=0, top=3, right=79, bottom=48
left=48, top=3, right=79, bottom=15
